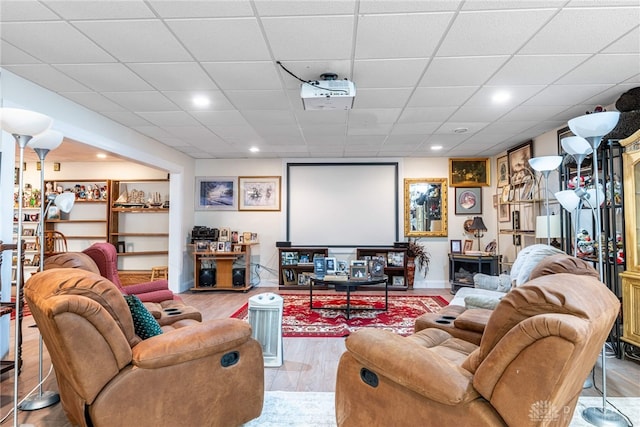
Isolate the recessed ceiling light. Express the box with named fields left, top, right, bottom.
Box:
left=492, top=90, right=511, bottom=104
left=192, top=95, right=210, bottom=108
left=249, top=147, right=260, bottom=153
left=96, top=153, right=107, bottom=159
left=431, top=145, right=443, bottom=151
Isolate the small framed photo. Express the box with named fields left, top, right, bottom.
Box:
left=449, top=158, right=490, bottom=187
left=450, top=239, right=462, bottom=254
left=392, top=276, right=405, bottom=287
left=196, top=241, right=210, bottom=252
left=507, top=140, right=533, bottom=186
left=238, top=176, right=281, bottom=211
left=496, top=155, right=509, bottom=188
left=351, top=260, right=367, bottom=267
left=349, top=265, right=367, bottom=279
left=216, top=241, right=225, bottom=252
left=463, top=240, right=474, bottom=254
left=369, top=258, right=385, bottom=278
left=283, top=268, right=297, bottom=285
left=195, top=176, right=237, bottom=211
left=233, top=245, right=243, bottom=252
left=219, top=227, right=231, bottom=242
left=298, top=272, right=311, bottom=286
left=455, top=187, right=482, bottom=215
left=22, top=228, right=35, bottom=237
left=520, top=176, right=535, bottom=200
left=498, top=201, right=511, bottom=223
left=324, top=257, right=337, bottom=274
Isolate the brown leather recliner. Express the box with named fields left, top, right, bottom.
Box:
left=24, top=268, right=264, bottom=427
left=335, top=267, right=619, bottom=426
left=44, top=251, right=202, bottom=327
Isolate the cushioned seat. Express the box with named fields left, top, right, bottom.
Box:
left=24, top=268, right=263, bottom=427
left=335, top=263, right=620, bottom=426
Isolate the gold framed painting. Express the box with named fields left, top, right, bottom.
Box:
left=449, top=158, right=490, bottom=187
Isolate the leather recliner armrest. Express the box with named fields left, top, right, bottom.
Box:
left=454, top=308, right=492, bottom=333
left=345, top=328, right=480, bottom=405
left=132, top=318, right=253, bottom=369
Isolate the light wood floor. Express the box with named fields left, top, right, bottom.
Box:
left=1, top=287, right=638, bottom=426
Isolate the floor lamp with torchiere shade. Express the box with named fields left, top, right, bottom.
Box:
left=568, top=111, right=629, bottom=427
left=18, top=130, right=64, bottom=411
left=0, top=108, right=53, bottom=427
left=528, top=155, right=562, bottom=245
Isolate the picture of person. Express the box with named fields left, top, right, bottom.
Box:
left=459, top=191, right=476, bottom=210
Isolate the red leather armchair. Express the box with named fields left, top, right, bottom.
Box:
left=82, top=242, right=178, bottom=302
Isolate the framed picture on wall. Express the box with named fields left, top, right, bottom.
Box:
left=455, top=187, right=482, bottom=215
left=496, top=155, right=509, bottom=187
left=195, top=176, right=237, bottom=211
left=498, top=201, right=511, bottom=223
left=449, top=158, right=490, bottom=187
left=507, top=141, right=533, bottom=186
left=238, top=176, right=281, bottom=211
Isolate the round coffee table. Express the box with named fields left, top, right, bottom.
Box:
left=309, top=275, right=388, bottom=319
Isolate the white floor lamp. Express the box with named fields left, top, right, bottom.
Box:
left=0, top=108, right=53, bottom=427
left=18, top=130, right=64, bottom=411
left=568, top=111, right=629, bottom=427
left=528, top=155, right=562, bottom=245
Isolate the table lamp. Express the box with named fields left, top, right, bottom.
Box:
left=469, top=216, right=487, bottom=251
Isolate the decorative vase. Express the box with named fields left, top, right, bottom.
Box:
left=406, top=257, right=415, bottom=290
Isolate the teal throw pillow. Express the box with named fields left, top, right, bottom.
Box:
left=123, top=295, right=163, bottom=339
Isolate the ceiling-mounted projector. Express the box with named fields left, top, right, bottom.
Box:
left=301, top=74, right=355, bottom=110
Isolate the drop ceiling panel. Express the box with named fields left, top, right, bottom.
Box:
left=128, top=63, right=219, bottom=91
left=201, top=62, right=281, bottom=90
left=487, top=55, right=591, bottom=86
left=224, top=90, right=291, bottom=109
left=44, top=0, right=156, bottom=19
left=162, top=90, right=235, bottom=111
left=353, top=88, right=413, bottom=108
left=59, top=92, right=129, bottom=112
left=353, top=59, right=429, bottom=88
left=101, top=91, right=178, bottom=111
left=54, top=64, right=153, bottom=91
left=419, top=56, right=510, bottom=87
left=4, top=64, right=91, bottom=92
left=408, top=86, right=478, bottom=107
left=254, top=0, right=356, bottom=16
left=556, top=54, right=640, bottom=85
left=147, top=0, right=254, bottom=18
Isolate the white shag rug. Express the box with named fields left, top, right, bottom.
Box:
left=245, top=392, right=639, bottom=426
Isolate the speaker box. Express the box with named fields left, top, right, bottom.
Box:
left=276, top=241, right=291, bottom=248
left=232, top=268, right=246, bottom=286
left=199, top=268, right=216, bottom=287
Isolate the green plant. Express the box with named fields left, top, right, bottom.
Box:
left=407, top=238, right=431, bottom=277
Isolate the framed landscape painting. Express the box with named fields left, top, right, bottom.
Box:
left=195, top=176, right=237, bottom=211
left=449, top=158, right=490, bottom=187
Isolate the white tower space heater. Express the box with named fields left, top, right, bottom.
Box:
left=248, top=293, right=283, bottom=367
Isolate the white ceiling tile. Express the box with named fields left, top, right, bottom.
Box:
left=262, top=16, right=354, bottom=61
left=438, top=9, right=556, bottom=56
left=498, top=105, right=571, bottom=122
left=398, top=107, right=457, bottom=123
left=461, top=1, right=566, bottom=10
left=73, top=20, right=192, bottom=63
left=348, top=109, right=402, bottom=125
left=300, top=124, right=347, bottom=137
left=100, top=111, right=152, bottom=127
left=167, top=18, right=271, bottom=61
left=488, top=55, right=591, bottom=86
left=225, top=90, right=292, bottom=109
left=354, top=59, right=428, bottom=88
left=201, top=62, right=281, bottom=90
left=59, top=92, right=128, bottom=112
left=162, top=91, right=235, bottom=111
left=603, top=27, right=640, bottom=54
left=520, top=7, right=640, bottom=54
left=255, top=0, right=356, bottom=16
left=4, top=64, right=91, bottom=92
left=0, top=0, right=60, bottom=21
left=1, top=22, right=114, bottom=63
left=242, top=110, right=297, bottom=126
left=44, top=1, right=155, bottom=19
left=354, top=88, right=413, bottom=108
left=390, top=122, right=440, bottom=135
left=128, top=63, right=218, bottom=91
left=190, top=111, right=250, bottom=126
left=345, top=135, right=387, bottom=145
left=207, top=125, right=260, bottom=139
left=524, top=84, right=612, bottom=106
left=347, top=123, right=394, bottom=135
left=355, top=13, right=454, bottom=59
left=360, top=0, right=462, bottom=13
left=294, top=110, right=348, bottom=125
left=408, top=86, right=478, bottom=107
left=54, top=64, right=153, bottom=91
left=448, top=105, right=511, bottom=122
left=136, top=111, right=201, bottom=127
left=0, top=41, right=40, bottom=64
left=556, top=54, right=640, bottom=85
left=130, top=125, right=175, bottom=140
left=420, top=56, right=509, bottom=87
left=162, top=125, right=221, bottom=140
left=434, top=122, right=489, bottom=134
left=147, top=0, right=254, bottom=18
left=102, top=91, right=178, bottom=111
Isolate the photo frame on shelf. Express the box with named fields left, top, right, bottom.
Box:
left=282, top=268, right=297, bottom=286
left=463, top=239, right=474, bottom=254
left=449, top=158, right=490, bottom=187
left=238, top=176, right=281, bottom=211
left=455, top=187, right=482, bottom=215
left=195, top=241, right=209, bottom=252
left=496, top=155, right=509, bottom=187
left=498, top=201, right=511, bottom=223
left=324, top=257, right=337, bottom=274
left=195, top=176, right=237, bottom=211
left=450, top=239, right=462, bottom=254
left=392, top=276, right=405, bottom=287
left=520, top=176, right=535, bottom=200
left=369, top=258, right=385, bottom=278
left=349, top=265, right=367, bottom=279
left=507, top=141, right=533, bottom=186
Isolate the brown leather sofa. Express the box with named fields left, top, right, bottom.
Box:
left=44, top=251, right=202, bottom=327
left=24, top=268, right=264, bottom=427
left=335, top=262, right=619, bottom=427
left=414, top=254, right=600, bottom=345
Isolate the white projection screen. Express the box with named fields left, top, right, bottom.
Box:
left=286, top=163, right=399, bottom=246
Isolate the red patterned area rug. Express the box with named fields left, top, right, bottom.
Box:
left=230, top=293, right=448, bottom=338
